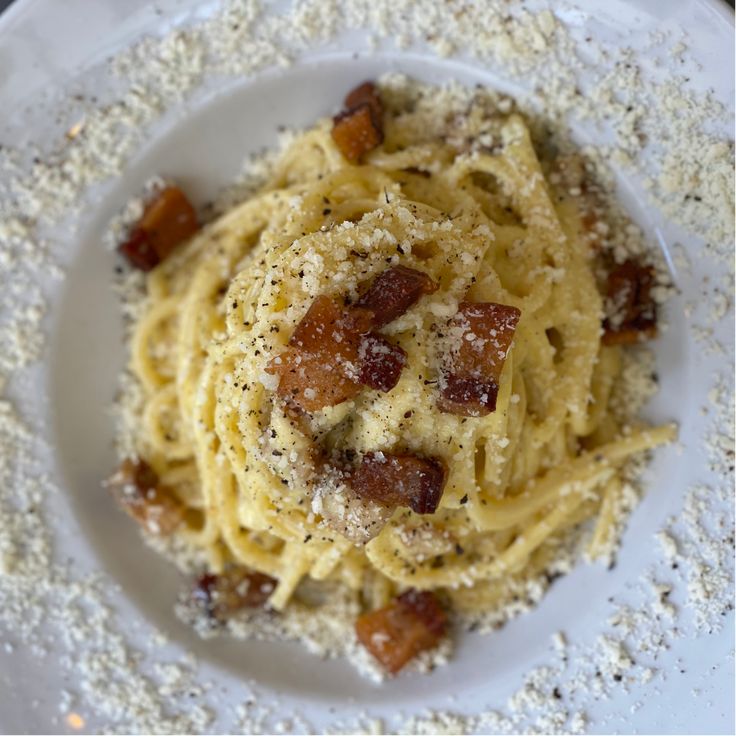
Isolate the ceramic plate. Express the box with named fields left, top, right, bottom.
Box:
left=0, top=0, right=733, bottom=733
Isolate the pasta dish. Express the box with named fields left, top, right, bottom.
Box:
left=109, top=77, right=674, bottom=675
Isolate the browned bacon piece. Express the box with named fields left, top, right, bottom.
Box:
left=352, top=452, right=447, bottom=515
left=356, top=266, right=438, bottom=328
left=332, top=105, right=383, bottom=162
left=439, top=301, right=521, bottom=417
left=119, top=186, right=199, bottom=271
left=267, top=268, right=438, bottom=411
left=355, top=589, right=447, bottom=674
left=344, top=81, right=384, bottom=121
left=107, top=458, right=184, bottom=535
left=332, top=81, right=385, bottom=161
left=191, top=569, right=277, bottom=622
left=358, top=333, right=407, bottom=392
left=266, top=296, right=374, bottom=412
left=602, top=260, right=658, bottom=345
left=119, top=229, right=160, bottom=271
left=313, top=464, right=394, bottom=545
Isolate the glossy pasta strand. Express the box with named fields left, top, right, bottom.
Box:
left=124, top=104, right=673, bottom=616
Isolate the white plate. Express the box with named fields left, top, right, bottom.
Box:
left=0, top=0, right=733, bottom=733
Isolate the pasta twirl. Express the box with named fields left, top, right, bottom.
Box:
left=119, top=80, right=674, bottom=645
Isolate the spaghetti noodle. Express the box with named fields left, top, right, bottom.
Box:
left=114, top=77, right=674, bottom=669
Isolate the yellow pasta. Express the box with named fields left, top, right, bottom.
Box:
left=121, top=84, right=675, bottom=620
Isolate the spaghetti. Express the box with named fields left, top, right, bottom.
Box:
left=114, top=78, right=674, bottom=667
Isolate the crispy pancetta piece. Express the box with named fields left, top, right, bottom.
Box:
left=332, top=105, right=383, bottom=162
left=266, top=296, right=374, bottom=412
left=344, top=81, right=384, bottom=121
left=351, top=451, right=447, bottom=515
left=332, top=81, right=385, bottom=161
left=191, top=569, right=277, bottom=622
left=356, top=266, right=438, bottom=328
left=358, top=333, right=407, bottom=392
left=119, top=186, right=198, bottom=271
left=355, top=589, right=447, bottom=674
left=268, top=267, right=438, bottom=411
left=439, top=301, right=521, bottom=417
left=313, top=478, right=394, bottom=545
left=602, top=260, right=657, bottom=345
left=107, top=458, right=184, bottom=535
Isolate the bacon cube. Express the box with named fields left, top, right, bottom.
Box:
left=344, top=81, right=384, bottom=121
left=107, top=458, right=184, bottom=535
left=331, top=81, right=385, bottom=162
left=191, top=569, right=277, bottom=622
left=439, top=301, right=521, bottom=416
left=313, top=465, right=394, bottom=545
left=118, top=228, right=160, bottom=271
left=358, top=333, right=407, bottom=392
left=119, top=186, right=199, bottom=271
left=356, top=266, right=438, bottom=328
left=267, top=296, right=373, bottom=412
left=439, top=374, right=502, bottom=414
left=352, top=452, right=447, bottom=515
left=602, top=260, right=658, bottom=345
left=355, top=590, right=447, bottom=674
left=332, top=105, right=383, bottom=162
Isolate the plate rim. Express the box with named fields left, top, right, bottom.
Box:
left=0, top=0, right=733, bottom=733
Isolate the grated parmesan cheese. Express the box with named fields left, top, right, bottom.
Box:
left=0, top=0, right=732, bottom=733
